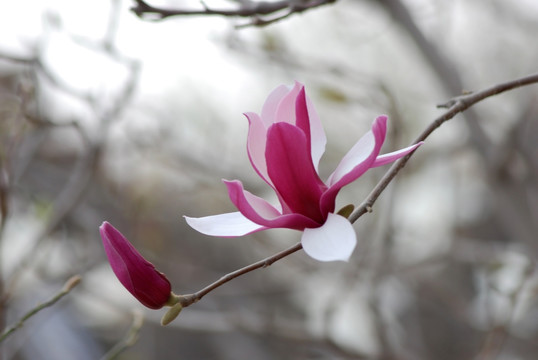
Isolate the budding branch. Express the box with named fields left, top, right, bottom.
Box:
left=177, top=72, right=538, bottom=310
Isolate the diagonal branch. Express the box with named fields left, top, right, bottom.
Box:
left=349, top=72, right=538, bottom=223
left=178, top=242, right=302, bottom=307
left=174, top=72, right=538, bottom=313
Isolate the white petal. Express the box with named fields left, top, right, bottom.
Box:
left=371, top=142, right=423, bottom=167
left=306, top=95, right=327, bottom=171
left=301, top=213, right=357, bottom=262
left=184, top=212, right=264, bottom=237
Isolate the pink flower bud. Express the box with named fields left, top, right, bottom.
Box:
left=100, top=221, right=172, bottom=309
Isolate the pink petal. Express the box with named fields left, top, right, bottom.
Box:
left=184, top=212, right=266, bottom=237
left=294, top=87, right=312, bottom=147
left=274, top=82, right=302, bottom=126
left=371, top=142, right=423, bottom=167
left=265, top=122, right=327, bottom=223
left=245, top=112, right=271, bottom=186
left=224, top=179, right=320, bottom=230
left=320, top=115, right=387, bottom=216
left=247, top=83, right=299, bottom=184
left=225, top=180, right=282, bottom=218
left=294, top=86, right=326, bottom=171
left=284, top=82, right=327, bottom=170
left=246, top=82, right=327, bottom=184
left=301, top=213, right=357, bottom=262
left=327, top=115, right=387, bottom=186
left=261, top=84, right=293, bottom=127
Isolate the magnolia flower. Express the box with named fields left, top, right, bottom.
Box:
left=100, top=221, right=172, bottom=309
left=185, top=82, right=422, bottom=262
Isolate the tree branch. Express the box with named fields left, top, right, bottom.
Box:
left=176, top=72, right=538, bottom=311
left=131, top=0, right=336, bottom=27
left=349, top=72, right=538, bottom=223
left=178, top=242, right=303, bottom=307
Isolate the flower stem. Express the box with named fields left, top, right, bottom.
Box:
left=179, top=242, right=302, bottom=307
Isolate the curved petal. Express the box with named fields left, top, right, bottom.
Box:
left=371, top=142, right=423, bottom=167
left=274, top=82, right=302, bottom=126
left=246, top=82, right=327, bottom=186
left=294, top=86, right=326, bottom=172
left=301, top=213, right=357, bottom=262
left=266, top=122, right=327, bottom=222
left=320, top=116, right=387, bottom=216
left=286, top=82, right=326, bottom=170
left=327, top=115, right=387, bottom=186
left=294, top=86, right=311, bottom=144
left=184, top=212, right=266, bottom=237
left=261, top=84, right=293, bottom=127
left=224, top=180, right=282, bottom=219
left=225, top=179, right=320, bottom=230
left=245, top=112, right=271, bottom=185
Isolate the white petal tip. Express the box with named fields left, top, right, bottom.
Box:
left=301, top=213, right=357, bottom=262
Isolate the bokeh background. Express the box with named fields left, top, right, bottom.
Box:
left=1, top=0, right=538, bottom=359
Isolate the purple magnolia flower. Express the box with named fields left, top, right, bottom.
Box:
left=185, top=82, right=422, bottom=262
left=100, top=221, right=172, bottom=309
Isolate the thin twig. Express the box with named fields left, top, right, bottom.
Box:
left=437, top=73, right=538, bottom=109
left=349, top=72, right=538, bottom=223
left=100, top=310, right=144, bottom=360
left=0, top=275, right=81, bottom=343
left=178, top=242, right=302, bottom=307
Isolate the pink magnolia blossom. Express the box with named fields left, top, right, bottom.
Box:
left=100, top=221, right=172, bottom=309
left=185, top=82, right=422, bottom=262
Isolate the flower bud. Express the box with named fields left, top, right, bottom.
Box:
left=100, top=221, right=172, bottom=309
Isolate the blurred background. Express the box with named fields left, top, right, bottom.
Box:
left=1, top=0, right=538, bottom=359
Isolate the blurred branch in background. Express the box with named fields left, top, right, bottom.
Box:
left=0, top=275, right=81, bottom=343
left=131, top=0, right=337, bottom=27
left=351, top=72, right=538, bottom=223
left=0, top=1, right=140, bottom=358
left=100, top=310, right=144, bottom=360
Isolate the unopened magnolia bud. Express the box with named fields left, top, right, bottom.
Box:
left=100, top=221, right=172, bottom=309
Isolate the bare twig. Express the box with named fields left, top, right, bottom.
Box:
left=0, top=275, right=81, bottom=343
left=437, top=73, right=538, bottom=109
left=100, top=310, right=144, bottom=360
left=349, top=72, right=538, bottom=223
left=178, top=242, right=302, bottom=307
left=131, top=0, right=336, bottom=27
